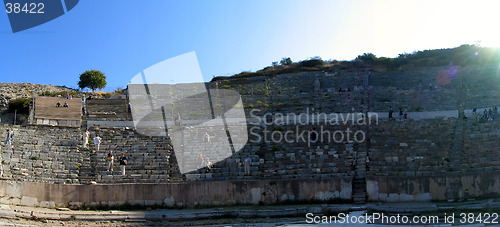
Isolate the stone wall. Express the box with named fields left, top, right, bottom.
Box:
left=367, top=172, right=500, bottom=202
left=0, top=125, right=82, bottom=184
left=0, top=171, right=499, bottom=208
left=0, top=178, right=351, bottom=208
left=368, top=118, right=500, bottom=176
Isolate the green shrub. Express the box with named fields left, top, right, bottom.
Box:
left=299, top=59, right=324, bottom=67
left=8, top=97, right=32, bottom=114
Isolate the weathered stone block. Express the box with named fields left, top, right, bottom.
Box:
left=20, top=196, right=38, bottom=207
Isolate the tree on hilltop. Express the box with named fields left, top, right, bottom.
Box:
left=279, top=57, right=292, bottom=65
left=78, top=70, right=107, bottom=93
left=356, top=53, right=377, bottom=63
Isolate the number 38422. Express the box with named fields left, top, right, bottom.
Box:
left=5, top=3, right=44, bottom=14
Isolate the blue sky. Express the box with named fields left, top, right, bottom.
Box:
left=1, top=0, right=499, bottom=91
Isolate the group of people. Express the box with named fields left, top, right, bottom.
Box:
left=55, top=94, right=91, bottom=110
left=82, top=96, right=88, bottom=115
left=473, top=106, right=498, bottom=122
left=338, top=87, right=351, bottom=92
left=56, top=94, right=92, bottom=112
left=106, top=150, right=128, bottom=175
left=56, top=101, right=69, bottom=108
left=388, top=106, right=407, bottom=120
left=83, top=129, right=128, bottom=175
left=83, top=129, right=102, bottom=152
left=197, top=154, right=213, bottom=170
left=196, top=154, right=251, bottom=176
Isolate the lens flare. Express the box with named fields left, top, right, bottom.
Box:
left=437, top=64, right=460, bottom=86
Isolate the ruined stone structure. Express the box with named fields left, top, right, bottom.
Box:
left=0, top=63, right=499, bottom=208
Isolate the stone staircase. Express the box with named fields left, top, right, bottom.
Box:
left=85, top=98, right=131, bottom=122
left=78, top=127, right=180, bottom=184
left=181, top=123, right=358, bottom=181
left=447, top=79, right=467, bottom=174
left=352, top=72, right=371, bottom=204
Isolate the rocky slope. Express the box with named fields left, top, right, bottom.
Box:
left=0, top=83, right=79, bottom=111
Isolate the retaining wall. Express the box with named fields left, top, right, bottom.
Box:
left=367, top=172, right=500, bottom=202
left=0, top=177, right=351, bottom=208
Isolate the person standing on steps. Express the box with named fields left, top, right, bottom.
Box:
left=197, top=154, right=204, bottom=169
left=119, top=153, right=127, bottom=175
left=206, top=157, right=213, bottom=171
left=310, top=127, right=318, bottom=147
left=4, top=129, right=12, bottom=148
left=243, top=155, right=251, bottom=176
left=93, top=134, right=102, bottom=152
left=0, top=152, right=3, bottom=178
left=107, top=150, right=114, bottom=171
left=83, top=129, right=90, bottom=149
left=203, top=131, right=211, bottom=143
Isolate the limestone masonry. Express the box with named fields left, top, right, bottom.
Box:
left=0, top=64, right=499, bottom=208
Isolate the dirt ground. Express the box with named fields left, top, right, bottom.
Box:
left=0, top=217, right=306, bottom=227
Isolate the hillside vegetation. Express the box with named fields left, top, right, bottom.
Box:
left=212, top=44, right=500, bottom=81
